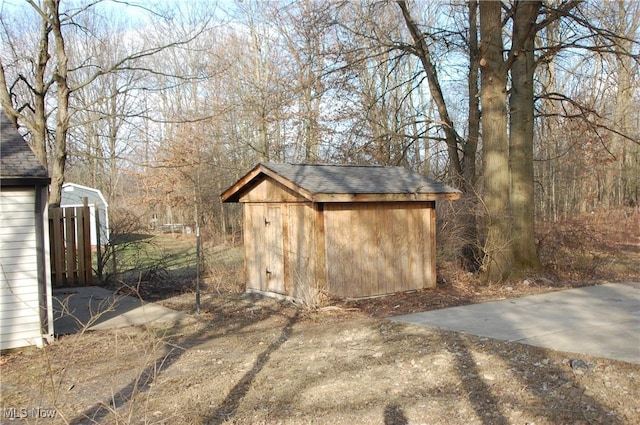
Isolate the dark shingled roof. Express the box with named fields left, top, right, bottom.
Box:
left=1, top=111, right=49, bottom=182
left=221, top=162, right=461, bottom=203
left=260, top=163, right=459, bottom=195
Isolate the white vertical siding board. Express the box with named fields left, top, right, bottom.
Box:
left=39, top=185, right=54, bottom=343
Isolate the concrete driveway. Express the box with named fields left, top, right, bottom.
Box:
left=393, top=282, right=640, bottom=364
left=53, top=286, right=187, bottom=335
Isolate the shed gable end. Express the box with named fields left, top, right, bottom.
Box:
left=239, top=178, right=308, bottom=203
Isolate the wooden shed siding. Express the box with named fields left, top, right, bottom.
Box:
left=288, top=204, right=316, bottom=300
left=265, top=205, right=285, bottom=294
left=312, top=203, right=327, bottom=298
left=0, top=188, right=44, bottom=350
left=246, top=203, right=314, bottom=297
left=240, top=179, right=306, bottom=203
left=323, top=202, right=435, bottom=298
left=0, top=273, right=39, bottom=292
left=226, top=164, right=457, bottom=300
left=242, top=179, right=320, bottom=298
left=427, top=204, right=437, bottom=286
left=244, top=204, right=266, bottom=292
left=243, top=199, right=437, bottom=299
left=0, top=296, right=40, bottom=317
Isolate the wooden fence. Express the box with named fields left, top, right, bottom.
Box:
left=49, top=199, right=93, bottom=287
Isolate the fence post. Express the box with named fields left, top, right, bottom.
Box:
left=64, top=206, right=77, bottom=285
left=94, top=200, right=103, bottom=282
left=49, top=201, right=94, bottom=287
left=80, top=198, right=92, bottom=285
left=196, top=226, right=201, bottom=314
left=49, top=207, right=65, bottom=287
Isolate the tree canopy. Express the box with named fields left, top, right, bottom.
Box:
left=1, top=0, right=638, bottom=282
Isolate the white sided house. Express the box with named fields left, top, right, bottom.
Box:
left=60, top=183, right=109, bottom=247
left=0, top=112, right=53, bottom=350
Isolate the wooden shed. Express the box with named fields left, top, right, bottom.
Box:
left=0, top=112, right=53, bottom=350
left=221, top=163, right=461, bottom=302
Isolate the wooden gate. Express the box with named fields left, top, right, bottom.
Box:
left=49, top=199, right=93, bottom=287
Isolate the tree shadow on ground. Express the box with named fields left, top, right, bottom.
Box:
left=66, top=297, right=288, bottom=425
left=384, top=403, right=408, bottom=425
left=446, top=332, right=626, bottom=425
left=449, top=334, right=510, bottom=425
left=203, top=312, right=299, bottom=424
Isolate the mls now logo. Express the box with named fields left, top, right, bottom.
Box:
left=3, top=407, right=57, bottom=419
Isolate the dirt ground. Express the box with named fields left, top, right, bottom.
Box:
left=2, top=210, right=639, bottom=424
left=2, top=283, right=639, bottom=425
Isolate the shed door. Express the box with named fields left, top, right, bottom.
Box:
left=265, top=206, right=284, bottom=294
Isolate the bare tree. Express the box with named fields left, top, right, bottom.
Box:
left=1, top=0, right=215, bottom=205
left=0, top=0, right=68, bottom=204
left=396, top=0, right=483, bottom=269
left=397, top=1, right=463, bottom=181
left=275, top=0, right=335, bottom=162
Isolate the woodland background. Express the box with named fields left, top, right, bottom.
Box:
left=1, top=0, right=638, bottom=284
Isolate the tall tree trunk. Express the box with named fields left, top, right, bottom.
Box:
left=33, top=13, right=50, bottom=171
left=48, top=0, right=70, bottom=206
left=465, top=0, right=480, bottom=191
left=460, top=0, right=482, bottom=271
left=397, top=0, right=463, bottom=184
left=612, top=0, right=639, bottom=208
left=479, top=1, right=513, bottom=282
left=509, top=0, right=542, bottom=271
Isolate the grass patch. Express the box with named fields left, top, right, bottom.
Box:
left=104, top=233, right=245, bottom=301
left=105, top=233, right=199, bottom=301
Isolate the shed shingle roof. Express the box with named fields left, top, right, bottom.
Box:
left=1, top=111, right=49, bottom=182
left=221, top=162, right=461, bottom=203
